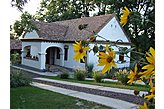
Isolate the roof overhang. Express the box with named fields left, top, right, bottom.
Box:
left=20, top=38, right=131, bottom=45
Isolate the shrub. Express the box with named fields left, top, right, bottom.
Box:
left=75, top=69, right=85, bottom=81
left=59, top=72, right=69, bottom=79
left=10, top=69, right=32, bottom=88
left=115, top=69, right=129, bottom=85
left=86, top=63, right=94, bottom=78
left=10, top=53, right=21, bottom=64
left=104, top=67, right=118, bottom=79
left=93, top=71, right=104, bottom=83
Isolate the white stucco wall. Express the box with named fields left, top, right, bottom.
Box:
left=63, top=43, right=85, bottom=69
left=97, top=17, right=129, bottom=42
left=23, top=58, right=40, bottom=69
left=88, top=44, right=131, bottom=71
left=22, top=41, right=41, bottom=69
left=24, top=30, right=39, bottom=38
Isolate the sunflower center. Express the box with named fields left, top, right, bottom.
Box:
left=79, top=48, right=83, bottom=53
left=107, top=56, right=113, bottom=63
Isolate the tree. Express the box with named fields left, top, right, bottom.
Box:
left=107, top=0, right=155, bottom=53
left=35, top=0, right=97, bottom=22
left=11, top=12, right=37, bottom=38
left=35, top=0, right=79, bottom=22
left=11, top=0, right=29, bottom=11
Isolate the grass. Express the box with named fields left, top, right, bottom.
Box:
left=46, top=76, right=149, bottom=91
left=11, top=86, right=111, bottom=109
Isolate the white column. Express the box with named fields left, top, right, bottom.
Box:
left=21, top=50, right=25, bottom=64
left=38, top=52, right=46, bottom=70
left=60, top=52, right=64, bottom=66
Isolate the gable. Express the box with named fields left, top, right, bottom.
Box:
left=24, top=30, right=39, bottom=39
left=97, top=16, right=130, bottom=43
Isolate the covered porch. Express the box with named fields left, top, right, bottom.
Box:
left=21, top=41, right=66, bottom=71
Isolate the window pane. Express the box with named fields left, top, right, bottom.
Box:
left=64, top=48, right=68, bottom=61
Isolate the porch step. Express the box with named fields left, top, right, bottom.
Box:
left=46, top=64, right=74, bottom=75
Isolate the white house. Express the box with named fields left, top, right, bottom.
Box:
left=20, top=14, right=131, bottom=72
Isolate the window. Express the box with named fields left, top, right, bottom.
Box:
left=119, top=53, right=124, bottom=61
left=25, top=46, right=31, bottom=57
left=64, top=48, right=68, bottom=61
left=56, top=48, right=60, bottom=59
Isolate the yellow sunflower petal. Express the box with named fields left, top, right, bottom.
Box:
left=98, top=59, right=107, bottom=63
left=150, top=47, right=155, bottom=58
left=111, top=61, right=117, bottom=68
left=142, top=64, right=154, bottom=70
left=102, top=63, right=111, bottom=74
left=134, top=64, right=138, bottom=73
left=146, top=56, right=154, bottom=64
left=144, top=94, right=155, bottom=101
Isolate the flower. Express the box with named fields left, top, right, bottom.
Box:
left=120, top=6, right=130, bottom=27
left=73, top=41, right=89, bottom=62
left=88, top=36, right=96, bottom=42
left=140, top=47, right=155, bottom=79
left=138, top=102, right=148, bottom=109
left=127, top=64, right=140, bottom=84
left=144, top=80, right=155, bottom=101
left=97, top=44, right=117, bottom=74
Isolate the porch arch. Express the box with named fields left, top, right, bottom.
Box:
left=44, top=46, right=64, bottom=70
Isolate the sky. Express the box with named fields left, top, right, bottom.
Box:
left=9, top=0, right=41, bottom=25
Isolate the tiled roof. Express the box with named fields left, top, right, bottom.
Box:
left=30, top=14, right=115, bottom=41
left=10, top=39, right=22, bottom=50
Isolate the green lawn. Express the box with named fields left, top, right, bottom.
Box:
left=46, top=76, right=149, bottom=91
left=11, top=86, right=111, bottom=109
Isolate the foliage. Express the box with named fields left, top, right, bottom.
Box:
left=86, top=63, right=94, bottom=78
left=11, top=0, right=29, bottom=11
left=75, top=69, right=86, bottom=81
left=115, top=69, right=129, bottom=85
left=11, top=12, right=37, bottom=38
left=93, top=71, right=104, bottom=83
left=59, top=72, right=69, bottom=79
left=35, top=0, right=82, bottom=22
left=104, top=67, right=118, bottom=79
left=110, top=0, right=155, bottom=53
left=10, top=69, right=32, bottom=88
left=10, top=53, right=21, bottom=64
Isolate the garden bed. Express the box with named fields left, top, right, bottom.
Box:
left=34, top=79, right=147, bottom=105
left=46, top=76, right=149, bottom=91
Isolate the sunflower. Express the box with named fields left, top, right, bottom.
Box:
left=144, top=80, right=155, bottom=101
left=120, top=6, right=131, bottom=27
left=97, top=44, right=117, bottom=74
left=127, top=64, right=141, bottom=84
left=138, top=102, right=149, bottom=109
left=73, top=41, right=89, bottom=62
left=127, top=64, right=137, bottom=84
left=140, top=47, right=155, bottom=79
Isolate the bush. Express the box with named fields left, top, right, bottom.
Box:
left=59, top=72, right=69, bottom=79
left=104, top=67, right=118, bottom=79
left=86, top=63, right=94, bottom=78
left=10, top=53, right=21, bottom=64
left=115, top=69, right=129, bottom=85
left=93, top=71, right=104, bottom=83
left=10, top=69, right=32, bottom=88
left=75, top=69, right=85, bottom=81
